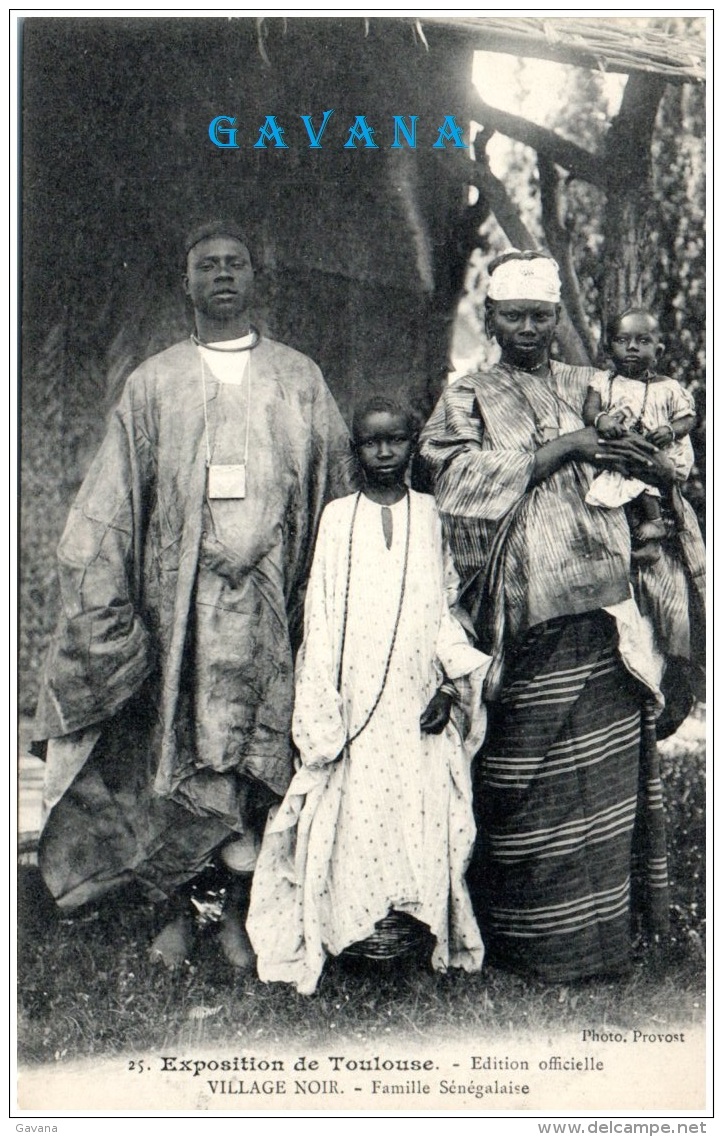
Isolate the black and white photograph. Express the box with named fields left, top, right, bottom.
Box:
left=13, top=11, right=708, bottom=1121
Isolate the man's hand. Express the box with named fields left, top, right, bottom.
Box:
left=199, top=539, right=246, bottom=587
left=420, top=689, right=453, bottom=735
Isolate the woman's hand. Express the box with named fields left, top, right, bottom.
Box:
left=570, top=428, right=675, bottom=482
left=595, top=435, right=676, bottom=487
left=530, top=427, right=676, bottom=488
left=531, top=427, right=599, bottom=484
left=572, top=425, right=611, bottom=462
left=420, top=689, right=453, bottom=734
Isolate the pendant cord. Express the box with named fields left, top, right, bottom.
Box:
left=200, top=357, right=213, bottom=468
left=337, top=490, right=411, bottom=747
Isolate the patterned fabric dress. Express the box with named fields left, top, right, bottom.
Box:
left=585, top=371, right=696, bottom=507
left=419, top=362, right=669, bottom=981
left=584, top=371, right=705, bottom=672
left=247, top=490, right=490, bottom=994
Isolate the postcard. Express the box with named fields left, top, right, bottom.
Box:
left=13, top=11, right=708, bottom=1123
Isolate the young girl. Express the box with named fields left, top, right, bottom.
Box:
left=583, top=308, right=697, bottom=564
left=246, top=398, right=490, bottom=994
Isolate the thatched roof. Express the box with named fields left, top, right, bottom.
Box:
left=415, top=16, right=706, bottom=84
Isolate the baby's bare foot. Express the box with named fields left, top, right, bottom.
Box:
left=631, top=541, right=662, bottom=565
left=634, top=519, right=666, bottom=541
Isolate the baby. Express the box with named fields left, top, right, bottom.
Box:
left=583, top=308, right=697, bottom=563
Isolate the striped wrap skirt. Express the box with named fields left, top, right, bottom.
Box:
left=472, top=610, right=669, bottom=982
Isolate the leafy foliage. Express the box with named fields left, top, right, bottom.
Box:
left=461, top=50, right=705, bottom=523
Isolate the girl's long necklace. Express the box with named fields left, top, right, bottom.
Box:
left=337, top=490, right=411, bottom=746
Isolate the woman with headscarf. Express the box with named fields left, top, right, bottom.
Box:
left=419, top=250, right=674, bottom=982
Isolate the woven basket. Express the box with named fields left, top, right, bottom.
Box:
left=343, top=911, right=430, bottom=961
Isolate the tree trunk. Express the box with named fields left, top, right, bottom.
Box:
left=600, top=73, right=667, bottom=348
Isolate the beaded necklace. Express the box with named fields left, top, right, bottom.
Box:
left=337, top=490, right=411, bottom=746
left=191, top=326, right=261, bottom=352
left=608, top=370, right=654, bottom=434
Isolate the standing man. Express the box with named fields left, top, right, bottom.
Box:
left=32, top=220, right=355, bottom=967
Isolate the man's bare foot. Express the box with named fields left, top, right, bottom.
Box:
left=635, top=519, right=667, bottom=541
left=217, top=908, right=255, bottom=969
left=149, top=914, right=194, bottom=968
left=631, top=541, right=662, bottom=565
left=220, top=834, right=259, bottom=874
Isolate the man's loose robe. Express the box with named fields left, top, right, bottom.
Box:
left=33, top=337, right=355, bottom=908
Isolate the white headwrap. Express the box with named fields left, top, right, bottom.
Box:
left=488, top=253, right=562, bottom=303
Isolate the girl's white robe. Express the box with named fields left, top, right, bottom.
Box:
left=247, top=490, right=490, bottom=994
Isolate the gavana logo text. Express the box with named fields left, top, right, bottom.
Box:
left=208, top=112, right=468, bottom=149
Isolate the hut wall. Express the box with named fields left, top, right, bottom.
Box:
left=20, top=17, right=474, bottom=709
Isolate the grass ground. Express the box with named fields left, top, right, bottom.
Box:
left=17, top=741, right=705, bottom=1065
